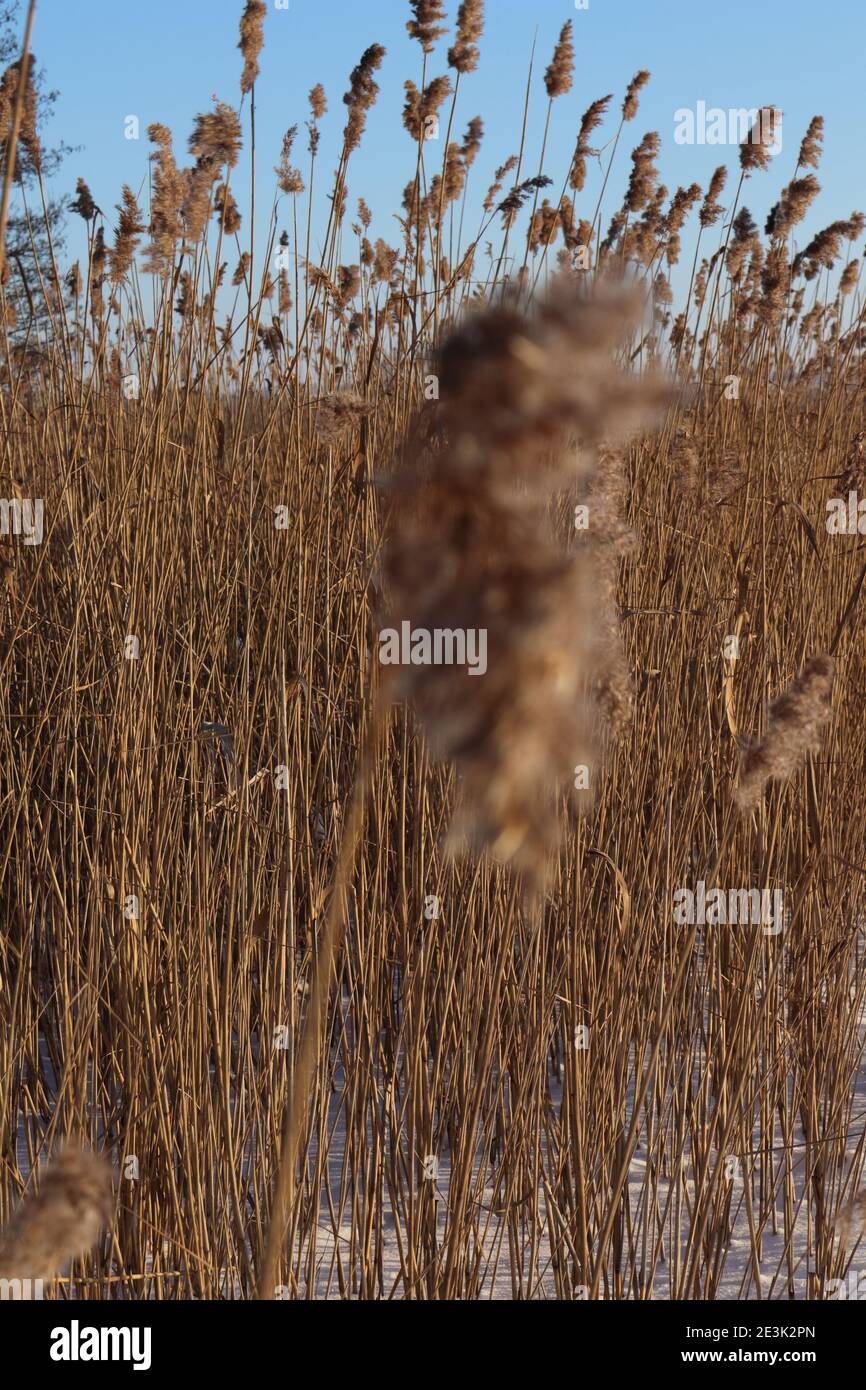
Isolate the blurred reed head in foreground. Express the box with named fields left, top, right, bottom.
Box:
left=0, top=1143, right=112, bottom=1282
left=381, top=281, right=670, bottom=885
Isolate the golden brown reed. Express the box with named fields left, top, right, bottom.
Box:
left=3, top=0, right=866, bottom=1306
left=582, top=445, right=640, bottom=737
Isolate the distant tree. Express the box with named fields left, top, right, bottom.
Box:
left=0, top=0, right=73, bottom=335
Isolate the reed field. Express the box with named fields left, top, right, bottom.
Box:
left=0, top=0, right=865, bottom=1302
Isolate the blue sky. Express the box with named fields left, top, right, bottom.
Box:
left=23, top=0, right=866, bottom=301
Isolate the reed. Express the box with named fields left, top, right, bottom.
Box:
left=0, top=0, right=863, bottom=1302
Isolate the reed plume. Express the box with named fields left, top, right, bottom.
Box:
left=343, top=44, right=386, bottom=155
left=0, top=53, right=40, bottom=172
left=622, top=69, right=650, bottom=121
left=767, top=174, right=819, bottom=238
left=0, top=1145, right=112, bottom=1282
left=740, top=106, right=781, bottom=173
left=625, top=131, right=661, bottom=213
left=215, top=183, right=242, bottom=234
left=381, top=284, right=667, bottom=882
left=736, top=655, right=835, bottom=812
left=315, top=391, right=372, bottom=444
left=448, top=0, right=484, bottom=73
left=144, top=123, right=184, bottom=275
left=544, top=20, right=574, bottom=99
left=699, top=165, right=727, bottom=227
left=109, top=186, right=145, bottom=284
left=461, top=115, right=483, bottom=166
left=70, top=177, right=96, bottom=222
left=798, top=115, right=824, bottom=170
left=238, top=0, right=266, bottom=94
left=275, top=126, right=304, bottom=194
left=406, top=0, right=447, bottom=53
left=570, top=94, right=612, bottom=192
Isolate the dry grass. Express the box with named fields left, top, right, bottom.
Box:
left=1, top=1, right=865, bottom=1301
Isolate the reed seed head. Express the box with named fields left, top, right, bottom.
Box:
left=622, top=70, right=650, bottom=121
left=736, top=655, right=835, bottom=812
left=0, top=1145, right=112, bottom=1282
left=448, top=0, right=484, bottom=73
left=798, top=115, right=824, bottom=170
left=406, top=0, right=447, bottom=53
left=739, top=106, right=781, bottom=173
left=381, top=284, right=668, bottom=884
left=544, top=20, right=574, bottom=99
left=109, top=186, right=145, bottom=284
left=238, top=0, right=266, bottom=94
left=343, top=44, right=386, bottom=154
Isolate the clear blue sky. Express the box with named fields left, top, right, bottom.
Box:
left=23, top=0, right=866, bottom=299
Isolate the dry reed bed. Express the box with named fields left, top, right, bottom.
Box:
left=0, top=0, right=865, bottom=1299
